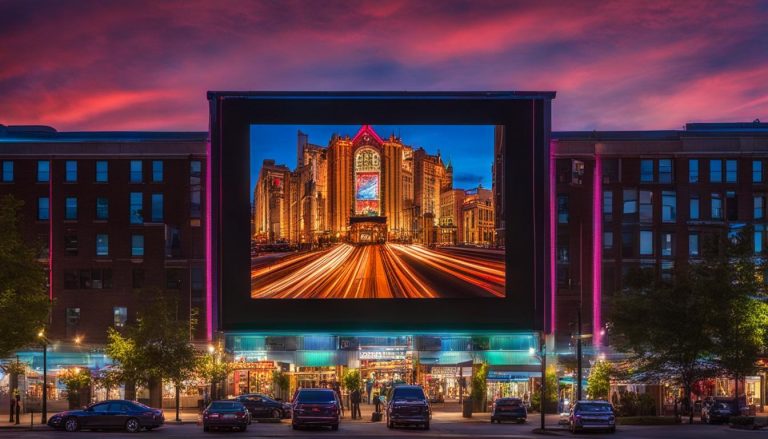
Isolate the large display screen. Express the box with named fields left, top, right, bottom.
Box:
left=209, top=92, right=552, bottom=332
left=250, top=125, right=504, bottom=300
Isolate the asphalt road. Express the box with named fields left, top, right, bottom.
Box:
left=250, top=244, right=504, bottom=299
left=0, top=419, right=751, bottom=439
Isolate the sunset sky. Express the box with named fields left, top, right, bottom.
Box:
left=1, top=0, right=766, bottom=132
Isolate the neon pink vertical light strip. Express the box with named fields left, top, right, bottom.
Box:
left=49, top=159, right=53, bottom=301
left=592, top=154, right=602, bottom=348
left=205, top=136, right=213, bottom=340
left=549, top=145, right=556, bottom=334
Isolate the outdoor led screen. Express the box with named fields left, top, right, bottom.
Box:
left=208, top=92, right=553, bottom=332
left=250, top=124, right=504, bottom=299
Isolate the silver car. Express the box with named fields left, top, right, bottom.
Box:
left=568, top=400, right=616, bottom=433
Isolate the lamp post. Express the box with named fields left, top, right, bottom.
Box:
left=37, top=330, right=49, bottom=424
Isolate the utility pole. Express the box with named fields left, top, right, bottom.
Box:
left=577, top=308, right=583, bottom=401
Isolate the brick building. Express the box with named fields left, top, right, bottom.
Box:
left=0, top=125, right=208, bottom=343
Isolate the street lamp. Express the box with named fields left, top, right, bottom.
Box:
left=529, top=336, right=547, bottom=431
left=38, top=330, right=49, bottom=424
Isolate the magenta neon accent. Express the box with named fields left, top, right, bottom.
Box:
left=548, top=145, right=556, bottom=334
left=592, top=155, right=602, bottom=347
left=351, top=124, right=384, bottom=145
left=205, top=136, right=213, bottom=340
left=48, top=160, right=53, bottom=301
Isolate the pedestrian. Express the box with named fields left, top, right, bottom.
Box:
left=333, top=384, right=344, bottom=418
left=373, top=392, right=381, bottom=414
left=14, top=394, right=21, bottom=425
left=8, top=394, right=15, bottom=423
left=365, top=377, right=374, bottom=404
left=350, top=388, right=361, bottom=420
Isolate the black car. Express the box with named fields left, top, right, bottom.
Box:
left=291, top=389, right=340, bottom=430
left=491, top=397, right=527, bottom=423
left=202, top=400, right=250, bottom=432
left=701, top=398, right=739, bottom=424
left=386, top=385, right=430, bottom=430
left=47, top=399, right=164, bottom=432
left=568, top=400, right=616, bottom=433
left=234, top=393, right=290, bottom=420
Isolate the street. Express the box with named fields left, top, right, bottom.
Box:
left=0, top=416, right=754, bottom=439
left=251, top=244, right=504, bottom=299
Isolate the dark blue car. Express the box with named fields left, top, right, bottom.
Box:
left=47, top=399, right=164, bottom=432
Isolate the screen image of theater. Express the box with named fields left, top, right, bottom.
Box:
left=250, top=125, right=503, bottom=299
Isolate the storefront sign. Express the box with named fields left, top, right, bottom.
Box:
left=360, top=350, right=406, bottom=360
left=232, top=360, right=276, bottom=370
left=430, top=367, right=459, bottom=376
left=487, top=371, right=536, bottom=381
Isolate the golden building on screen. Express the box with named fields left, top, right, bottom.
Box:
left=253, top=125, right=496, bottom=246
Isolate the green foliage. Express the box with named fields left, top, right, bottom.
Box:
left=471, top=362, right=488, bottom=404
left=342, top=368, right=361, bottom=391
left=531, top=365, right=558, bottom=411
left=0, top=359, right=28, bottom=376
left=105, top=289, right=197, bottom=388
left=587, top=361, right=613, bottom=400
left=272, top=371, right=289, bottom=392
left=0, top=195, right=50, bottom=358
left=196, top=350, right=232, bottom=384
left=59, top=367, right=91, bottom=406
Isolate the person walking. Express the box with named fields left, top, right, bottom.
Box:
left=333, top=384, right=344, bottom=418
left=350, top=388, right=361, bottom=420
left=14, top=394, right=21, bottom=425
left=373, top=392, right=381, bottom=414
left=8, top=394, right=15, bottom=423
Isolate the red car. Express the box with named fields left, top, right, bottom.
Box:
left=292, top=389, right=340, bottom=430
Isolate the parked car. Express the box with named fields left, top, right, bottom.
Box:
left=568, top=400, right=616, bottom=433
left=490, top=397, right=527, bottom=423
left=386, top=385, right=431, bottom=430
left=202, top=400, right=250, bottom=432
left=291, top=389, right=340, bottom=430
left=233, top=393, right=290, bottom=421
left=47, top=399, right=164, bottom=432
left=701, top=398, right=739, bottom=424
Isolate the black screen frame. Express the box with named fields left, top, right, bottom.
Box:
left=208, top=92, right=554, bottom=333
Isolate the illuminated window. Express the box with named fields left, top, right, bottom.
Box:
left=754, top=160, right=763, bottom=183
left=130, top=192, right=143, bottom=224
left=152, top=160, right=163, bottom=182
left=38, top=197, right=49, bottom=220
left=640, top=159, right=654, bottom=183
left=661, top=232, right=674, bottom=257
left=662, top=191, right=676, bottom=223
left=690, top=196, right=700, bottom=220
left=96, top=197, right=109, bottom=220
left=96, top=160, right=108, bottom=182
left=689, top=159, right=699, bottom=183
left=710, top=160, right=722, bottom=183
left=755, top=196, right=765, bottom=220
left=131, top=234, right=144, bottom=257
left=130, top=160, right=143, bottom=183
left=65, top=160, right=77, bottom=182
left=96, top=234, right=109, bottom=256
left=65, top=197, right=77, bottom=220
left=151, top=193, right=163, bottom=222
left=114, top=307, right=128, bottom=328
left=711, top=193, right=723, bottom=220
left=689, top=233, right=700, bottom=257
left=726, top=160, right=737, bottom=183
left=639, top=230, right=653, bottom=255
left=1, top=161, right=12, bottom=182
left=639, top=190, right=652, bottom=223
left=659, top=159, right=673, bottom=184
left=37, top=160, right=50, bottom=182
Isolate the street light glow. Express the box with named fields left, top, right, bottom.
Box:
left=208, top=345, right=215, bottom=354
left=528, top=347, right=536, bottom=356
left=38, top=330, right=44, bottom=338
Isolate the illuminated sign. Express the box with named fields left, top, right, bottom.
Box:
left=359, top=350, right=407, bottom=360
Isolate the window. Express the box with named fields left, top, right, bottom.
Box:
left=710, top=159, right=722, bottom=183
left=66, top=308, right=80, bottom=336
left=38, top=197, right=49, bottom=220
left=37, top=160, right=50, bottom=182
left=726, top=160, right=738, bottom=183
left=727, top=191, right=738, bottom=221
left=690, top=196, right=700, bottom=220
left=602, top=159, right=620, bottom=183
left=603, top=232, right=613, bottom=250
left=64, top=233, right=78, bottom=256
left=603, top=190, right=613, bottom=221
left=755, top=196, right=765, bottom=220
left=623, top=189, right=637, bottom=215
left=151, top=193, right=163, bottom=222
left=96, top=234, right=109, bottom=256
left=1, top=161, right=12, bottom=182
left=96, top=197, right=109, bottom=220
left=165, top=225, right=181, bottom=258
left=661, top=232, right=674, bottom=257
left=640, top=159, right=654, bottom=183
left=659, top=159, right=673, bottom=184
left=622, top=230, right=634, bottom=257
left=754, top=160, right=763, bottom=183
left=639, top=190, right=653, bottom=223
left=557, top=195, right=568, bottom=223
left=152, top=160, right=163, bottom=182
left=571, top=160, right=584, bottom=185
left=662, top=191, right=676, bottom=223
left=190, top=161, right=202, bottom=219
left=640, top=230, right=654, bottom=255
left=756, top=225, right=764, bottom=254
left=130, top=192, right=143, bottom=224
left=64, top=197, right=77, bottom=220
left=711, top=193, right=723, bottom=220
left=96, top=160, right=108, bottom=182
left=132, top=269, right=145, bottom=289
left=166, top=268, right=183, bottom=289
left=689, top=159, right=699, bottom=183
left=64, top=270, right=79, bottom=289
left=130, top=160, right=143, bottom=183
left=689, top=233, right=700, bottom=256
left=80, top=269, right=112, bottom=289
left=114, top=307, right=128, bottom=328
left=558, top=245, right=569, bottom=263
left=131, top=234, right=144, bottom=257
left=65, top=160, right=77, bottom=182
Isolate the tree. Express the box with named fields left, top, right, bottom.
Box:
left=609, top=230, right=768, bottom=422
left=342, top=368, right=361, bottom=392
left=59, top=367, right=91, bottom=409
left=587, top=360, right=613, bottom=400
left=0, top=195, right=50, bottom=359
left=105, top=288, right=197, bottom=413
left=470, top=362, right=488, bottom=411
left=196, top=346, right=232, bottom=402
left=531, top=365, right=558, bottom=413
